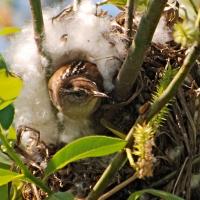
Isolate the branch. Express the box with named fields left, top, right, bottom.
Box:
left=124, top=0, right=134, bottom=47
left=87, top=41, right=200, bottom=200
left=28, top=0, right=45, bottom=55
left=115, top=0, right=167, bottom=101
left=28, top=0, right=52, bottom=75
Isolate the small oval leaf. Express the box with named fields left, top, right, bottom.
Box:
left=0, top=169, right=24, bottom=186
left=0, top=69, right=23, bottom=110
left=128, top=189, right=184, bottom=200
left=46, top=192, right=74, bottom=200
left=44, top=136, right=126, bottom=178
left=0, top=104, right=14, bottom=130
left=99, top=0, right=127, bottom=10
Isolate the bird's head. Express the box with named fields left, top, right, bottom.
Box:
left=48, top=67, right=108, bottom=119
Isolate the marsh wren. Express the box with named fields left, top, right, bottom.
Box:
left=48, top=61, right=108, bottom=120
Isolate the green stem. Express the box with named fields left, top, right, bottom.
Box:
left=28, top=0, right=45, bottom=54
left=124, top=0, right=134, bottom=47
left=28, top=0, right=52, bottom=77
left=115, top=0, right=167, bottom=101
left=0, top=128, right=52, bottom=194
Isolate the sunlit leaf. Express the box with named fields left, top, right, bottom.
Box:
left=0, top=104, right=14, bottom=130
left=128, top=189, right=184, bottom=200
left=98, top=0, right=127, bottom=10
left=46, top=192, right=74, bottom=200
left=0, top=27, right=20, bottom=36
left=0, top=169, right=24, bottom=186
left=44, top=136, right=127, bottom=178
left=0, top=69, right=23, bottom=110
left=7, top=126, right=16, bottom=140
left=101, top=119, right=126, bottom=139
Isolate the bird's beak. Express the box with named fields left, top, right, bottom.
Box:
left=92, top=91, right=109, bottom=98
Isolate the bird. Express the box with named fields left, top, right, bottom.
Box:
left=48, top=60, right=108, bottom=142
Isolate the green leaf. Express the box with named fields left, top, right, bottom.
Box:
left=128, top=189, right=184, bottom=200
left=0, top=69, right=23, bottom=110
left=0, top=169, right=24, bottom=186
left=0, top=185, right=8, bottom=200
left=0, top=54, right=7, bottom=70
left=101, top=119, right=126, bottom=139
left=98, top=0, right=127, bottom=10
left=0, top=104, right=14, bottom=130
left=0, top=27, right=20, bottom=36
left=44, top=136, right=126, bottom=178
left=46, top=192, right=74, bottom=200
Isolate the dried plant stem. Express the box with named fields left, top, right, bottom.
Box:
left=98, top=173, right=138, bottom=200
left=115, top=0, right=167, bottom=101
left=87, top=41, right=200, bottom=200
left=0, top=129, right=51, bottom=194
left=150, top=155, right=200, bottom=188
left=124, top=0, right=134, bottom=47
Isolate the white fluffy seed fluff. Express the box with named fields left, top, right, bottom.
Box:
left=6, top=1, right=126, bottom=144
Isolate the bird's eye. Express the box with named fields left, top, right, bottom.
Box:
left=73, top=90, right=88, bottom=99
left=61, top=87, right=89, bottom=103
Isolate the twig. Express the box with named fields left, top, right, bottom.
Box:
left=115, top=0, right=167, bottom=101
left=31, top=184, right=40, bottom=200
left=87, top=41, right=200, bottom=200
left=172, top=157, right=189, bottom=193
left=98, top=173, right=138, bottom=200
left=177, top=89, right=197, bottom=152
left=0, top=128, right=51, bottom=194
left=151, top=155, right=200, bottom=188
left=173, top=100, right=190, bottom=154
left=124, top=0, right=134, bottom=47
